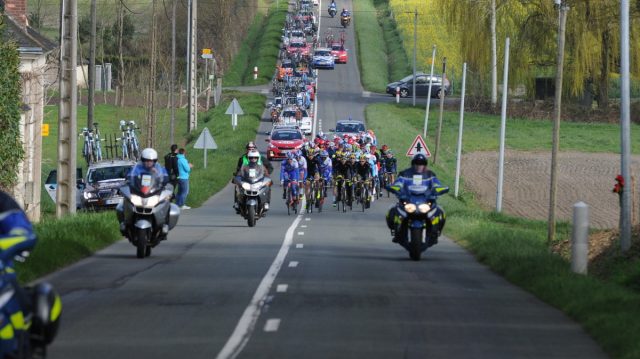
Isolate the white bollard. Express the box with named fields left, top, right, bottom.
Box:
left=571, top=201, right=589, bottom=275
left=253, top=66, right=258, bottom=80
left=396, top=86, right=400, bottom=103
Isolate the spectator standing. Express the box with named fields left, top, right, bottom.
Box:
left=176, top=148, right=193, bottom=209
left=164, top=144, right=179, bottom=195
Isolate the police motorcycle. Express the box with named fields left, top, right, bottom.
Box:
left=328, top=4, right=337, bottom=17
left=0, top=206, right=61, bottom=358
left=386, top=173, right=448, bottom=261
left=116, top=149, right=180, bottom=258
left=235, top=158, right=272, bottom=227
left=340, top=12, right=351, bottom=28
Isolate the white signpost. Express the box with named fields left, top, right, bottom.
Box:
left=225, top=98, right=244, bottom=131
left=193, top=127, right=218, bottom=168
left=406, top=135, right=432, bottom=157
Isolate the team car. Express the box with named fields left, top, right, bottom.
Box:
left=266, top=126, right=305, bottom=160
left=330, top=42, right=348, bottom=64
left=311, top=48, right=335, bottom=69
left=80, top=160, right=136, bottom=210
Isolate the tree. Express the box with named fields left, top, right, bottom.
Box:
left=0, top=19, right=25, bottom=191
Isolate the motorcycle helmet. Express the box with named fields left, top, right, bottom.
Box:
left=141, top=148, right=158, bottom=163
left=411, top=153, right=428, bottom=166
left=248, top=150, right=260, bottom=162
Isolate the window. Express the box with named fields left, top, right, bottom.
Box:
left=87, top=165, right=132, bottom=183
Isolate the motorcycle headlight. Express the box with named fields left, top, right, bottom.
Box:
left=144, top=195, right=160, bottom=208
left=404, top=203, right=417, bottom=213
left=418, top=203, right=431, bottom=213
left=130, top=194, right=143, bottom=207
left=83, top=191, right=97, bottom=200
left=242, top=183, right=251, bottom=190
left=251, top=182, right=265, bottom=191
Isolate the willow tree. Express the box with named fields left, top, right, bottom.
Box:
left=438, top=0, right=640, bottom=108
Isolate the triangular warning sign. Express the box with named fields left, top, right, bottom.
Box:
left=406, top=135, right=431, bottom=157
left=193, top=127, right=218, bottom=149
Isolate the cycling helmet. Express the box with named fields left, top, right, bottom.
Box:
left=141, top=148, right=158, bottom=162
left=248, top=150, right=260, bottom=161
left=381, top=144, right=389, bottom=152
left=386, top=150, right=394, bottom=156
left=246, top=141, right=257, bottom=150
left=411, top=153, right=428, bottom=166
left=286, top=152, right=295, bottom=160
left=349, top=153, right=356, bottom=160
left=359, top=154, right=368, bottom=161
left=320, top=150, right=329, bottom=158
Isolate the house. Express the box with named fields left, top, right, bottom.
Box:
left=2, top=0, right=56, bottom=221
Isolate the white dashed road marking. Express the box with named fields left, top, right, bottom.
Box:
left=264, top=319, right=281, bottom=332
left=276, top=284, right=288, bottom=293
left=288, top=261, right=299, bottom=268
left=296, top=243, right=304, bottom=249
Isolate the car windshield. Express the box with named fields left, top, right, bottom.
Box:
left=291, top=31, right=305, bottom=37
left=281, top=62, right=294, bottom=68
left=282, top=110, right=297, bottom=117
left=87, top=165, right=132, bottom=184
left=290, top=42, right=306, bottom=48
left=331, top=44, right=343, bottom=51
left=336, top=123, right=365, bottom=133
left=272, top=130, right=303, bottom=141
left=315, top=50, right=331, bottom=56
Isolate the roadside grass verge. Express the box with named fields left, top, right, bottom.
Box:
left=354, top=0, right=410, bottom=93
left=366, top=102, right=640, bottom=359
left=223, top=1, right=287, bottom=86
left=19, top=211, right=120, bottom=283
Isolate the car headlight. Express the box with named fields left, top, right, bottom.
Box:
left=242, top=183, right=251, bottom=190
left=83, top=191, right=97, bottom=200
left=404, top=203, right=417, bottom=213
left=418, top=203, right=431, bottom=213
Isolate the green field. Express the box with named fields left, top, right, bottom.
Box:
left=366, top=102, right=640, bottom=359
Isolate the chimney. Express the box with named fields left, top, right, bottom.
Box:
left=5, top=0, right=28, bottom=28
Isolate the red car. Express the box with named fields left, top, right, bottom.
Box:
left=330, top=42, right=348, bottom=64
left=266, top=126, right=305, bottom=160
left=286, top=38, right=311, bottom=57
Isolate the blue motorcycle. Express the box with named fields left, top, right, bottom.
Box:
left=387, top=183, right=448, bottom=261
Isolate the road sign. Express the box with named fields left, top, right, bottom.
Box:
left=225, top=98, right=244, bottom=131
left=406, top=134, right=431, bottom=157
left=201, top=48, right=213, bottom=59
left=193, top=127, right=218, bottom=168
left=42, top=123, right=49, bottom=137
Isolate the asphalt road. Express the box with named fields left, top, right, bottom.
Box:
left=45, top=1, right=607, bottom=358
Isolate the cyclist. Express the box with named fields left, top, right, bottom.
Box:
left=332, top=153, right=355, bottom=207
left=382, top=149, right=398, bottom=186
left=280, top=153, right=300, bottom=203
left=354, top=154, right=372, bottom=208
left=294, top=150, right=307, bottom=200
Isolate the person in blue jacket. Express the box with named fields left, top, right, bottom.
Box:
left=176, top=148, right=193, bottom=209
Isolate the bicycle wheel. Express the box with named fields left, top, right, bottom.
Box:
left=361, top=186, right=366, bottom=212
left=286, top=187, right=291, bottom=215
left=340, top=184, right=347, bottom=213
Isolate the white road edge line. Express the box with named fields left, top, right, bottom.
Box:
left=215, top=211, right=304, bottom=359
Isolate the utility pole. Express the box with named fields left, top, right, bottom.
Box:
left=87, top=0, right=96, bottom=129
left=57, top=0, right=78, bottom=217
left=620, top=0, right=632, bottom=251
left=433, top=57, right=446, bottom=165
left=187, top=0, right=198, bottom=132
left=146, top=0, right=157, bottom=148
left=170, top=0, right=177, bottom=144
left=547, top=1, right=568, bottom=244
left=412, top=9, right=417, bottom=107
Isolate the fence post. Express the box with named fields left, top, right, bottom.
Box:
left=571, top=201, right=589, bottom=275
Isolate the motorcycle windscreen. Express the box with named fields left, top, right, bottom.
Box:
left=129, top=168, right=165, bottom=196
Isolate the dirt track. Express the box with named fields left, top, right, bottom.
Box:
left=461, top=150, right=640, bottom=229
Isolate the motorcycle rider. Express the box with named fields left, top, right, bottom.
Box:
left=386, top=153, right=447, bottom=246
left=0, top=191, right=39, bottom=355
left=328, top=1, right=337, bottom=15
left=129, top=148, right=169, bottom=188
left=341, top=8, right=350, bottom=17
left=234, top=142, right=273, bottom=211
left=235, top=150, right=272, bottom=211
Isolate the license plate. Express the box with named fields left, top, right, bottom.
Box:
left=106, top=198, right=122, bottom=205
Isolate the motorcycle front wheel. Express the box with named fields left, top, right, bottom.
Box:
left=136, top=228, right=149, bottom=259
left=409, top=227, right=423, bottom=261
left=248, top=205, right=256, bottom=227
